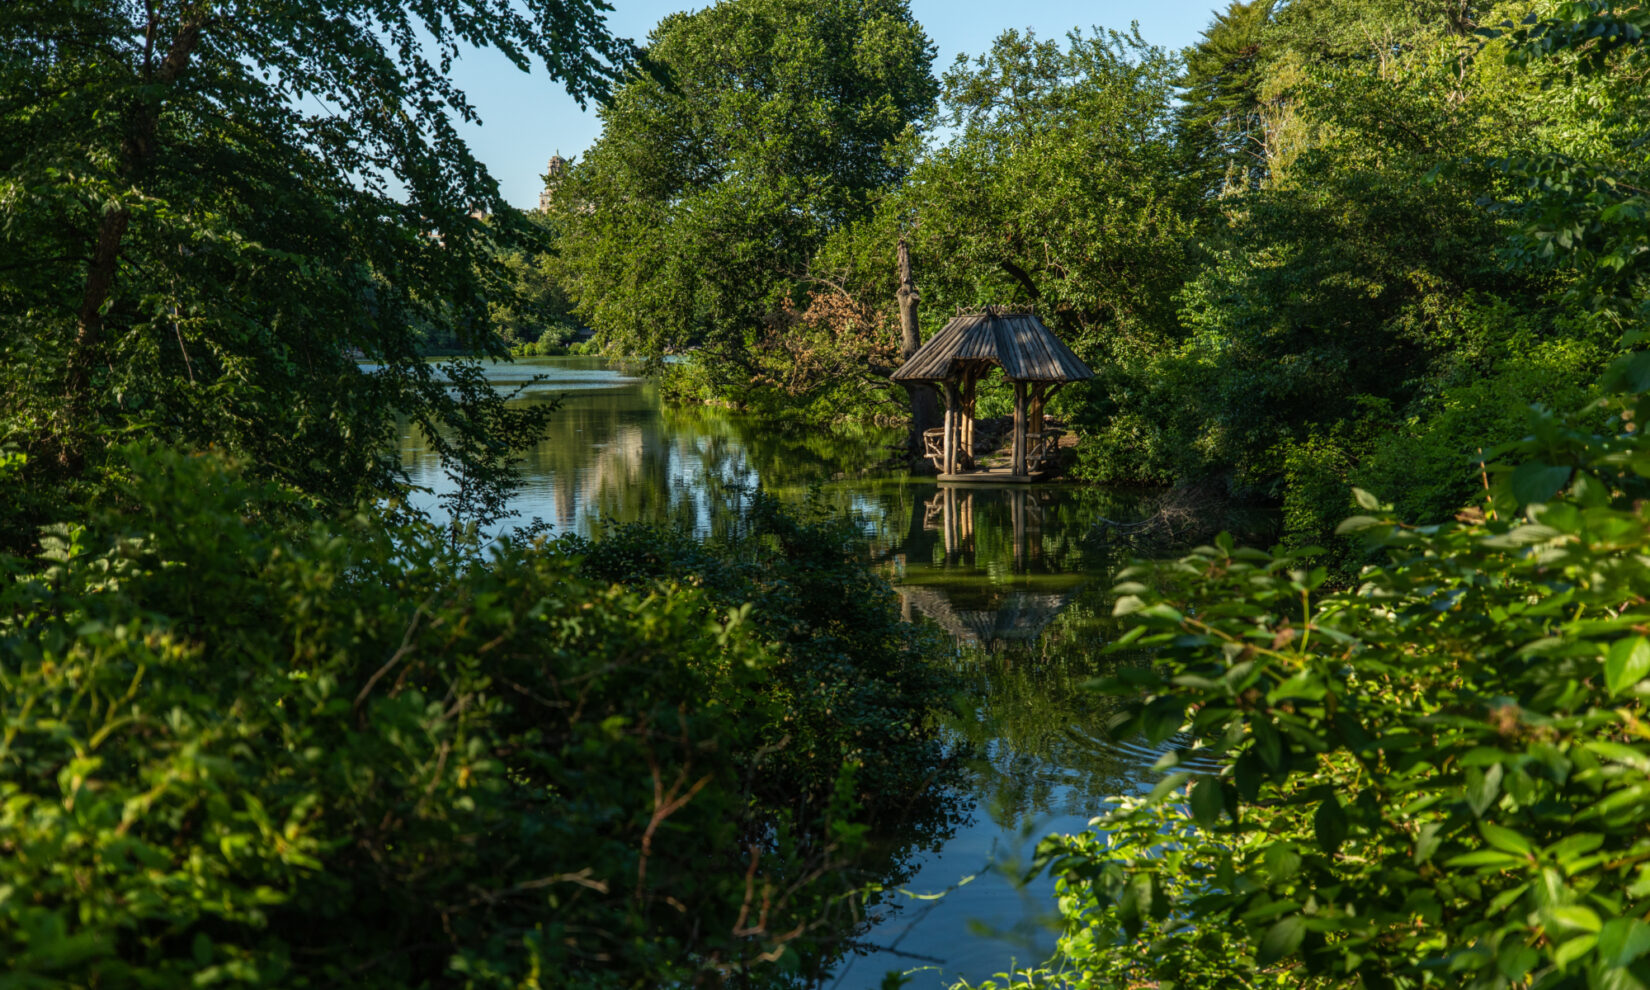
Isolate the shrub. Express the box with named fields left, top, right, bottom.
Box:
left=1277, top=431, right=1355, bottom=553
left=966, top=13, right=1650, bottom=987
left=966, top=406, right=1650, bottom=989
left=1355, top=330, right=1609, bottom=526
left=559, top=494, right=960, bottom=827
left=0, top=447, right=954, bottom=987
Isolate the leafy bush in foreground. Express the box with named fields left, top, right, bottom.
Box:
left=967, top=369, right=1650, bottom=988
left=963, top=10, right=1650, bottom=987
left=0, top=448, right=953, bottom=987
left=983, top=468, right=1650, bottom=988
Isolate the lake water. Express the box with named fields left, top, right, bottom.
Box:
left=399, top=357, right=1238, bottom=988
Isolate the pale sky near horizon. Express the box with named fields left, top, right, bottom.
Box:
left=444, top=0, right=1222, bottom=210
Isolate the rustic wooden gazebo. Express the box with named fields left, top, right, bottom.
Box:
left=891, top=307, right=1094, bottom=481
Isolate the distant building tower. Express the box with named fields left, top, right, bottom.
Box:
left=538, top=153, right=569, bottom=212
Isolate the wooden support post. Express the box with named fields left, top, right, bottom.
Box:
left=1011, top=380, right=1028, bottom=476
left=960, top=369, right=977, bottom=469
left=963, top=364, right=976, bottom=455
left=1028, top=383, right=1045, bottom=470
left=950, top=379, right=963, bottom=475
left=941, top=403, right=952, bottom=476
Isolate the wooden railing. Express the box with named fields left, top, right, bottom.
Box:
left=1026, top=429, right=1064, bottom=471
left=926, top=427, right=1063, bottom=474
left=923, top=427, right=947, bottom=471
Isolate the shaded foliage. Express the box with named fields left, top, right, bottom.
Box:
left=557, top=491, right=963, bottom=830
left=0, top=448, right=958, bottom=987
left=0, top=0, right=627, bottom=547
left=817, top=27, right=1199, bottom=464
left=963, top=10, right=1650, bottom=989
left=1176, top=0, right=1277, bottom=193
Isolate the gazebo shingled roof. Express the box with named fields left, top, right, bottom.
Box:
left=891, top=309, right=1094, bottom=384
left=893, top=307, right=1093, bottom=481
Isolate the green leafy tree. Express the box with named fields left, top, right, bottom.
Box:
left=549, top=0, right=938, bottom=390
left=1490, top=0, right=1650, bottom=327
left=907, top=27, right=1193, bottom=330
left=485, top=214, right=582, bottom=355
left=819, top=27, right=1199, bottom=473
left=1141, top=0, right=1637, bottom=549
left=1176, top=0, right=1277, bottom=193
left=964, top=11, right=1650, bottom=988
left=0, top=0, right=629, bottom=545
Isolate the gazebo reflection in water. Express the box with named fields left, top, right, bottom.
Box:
left=895, top=484, right=1087, bottom=655
left=922, top=486, right=1043, bottom=571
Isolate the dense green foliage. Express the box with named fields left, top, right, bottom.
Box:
left=1175, top=0, right=1275, bottom=193
left=0, top=448, right=955, bottom=987
left=971, top=414, right=1650, bottom=988
left=856, top=0, right=1634, bottom=549
left=0, top=0, right=626, bottom=546
left=1149, top=0, right=1621, bottom=549
left=547, top=0, right=938, bottom=402
left=959, top=6, right=1650, bottom=987
left=414, top=214, right=584, bottom=358
left=8, top=0, right=1650, bottom=985
left=820, top=27, right=1201, bottom=474
left=542, top=0, right=1646, bottom=555
left=558, top=496, right=960, bottom=831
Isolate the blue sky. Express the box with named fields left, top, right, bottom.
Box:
left=446, top=0, right=1222, bottom=209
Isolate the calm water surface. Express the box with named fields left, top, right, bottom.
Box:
left=401, top=358, right=1227, bottom=988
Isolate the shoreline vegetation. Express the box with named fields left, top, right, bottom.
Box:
left=4, top=0, right=1650, bottom=988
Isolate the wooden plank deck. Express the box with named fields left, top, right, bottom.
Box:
left=937, top=467, right=1052, bottom=484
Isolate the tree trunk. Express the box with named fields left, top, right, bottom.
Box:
left=57, top=17, right=206, bottom=468
left=62, top=206, right=132, bottom=418
left=897, top=236, right=939, bottom=466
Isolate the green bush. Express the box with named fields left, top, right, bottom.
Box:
left=507, top=328, right=581, bottom=358
left=1277, top=431, right=1355, bottom=553
left=559, top=495, right=960, bottom=826
left=1356, top=330, right=1609, bottom=527
left=0, top=448, right=954, bottom=987
left=965, top=404, right=1650, bottom=989
left=966, top=12, right=1650, bottom=987
left=507, top=336, right=569, bottom=357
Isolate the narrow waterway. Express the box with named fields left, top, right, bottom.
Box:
left=399, top=357, right=1247, bottom=988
